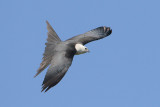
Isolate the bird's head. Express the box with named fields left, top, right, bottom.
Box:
left=75, top=44, right=89, bottom=55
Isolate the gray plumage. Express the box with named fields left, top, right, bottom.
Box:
left=35, top=21, right=112, bottom=92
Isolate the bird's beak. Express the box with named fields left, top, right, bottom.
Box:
left=87, top=50, right=90, bottom=53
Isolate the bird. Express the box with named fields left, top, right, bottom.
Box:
left=35, top=21, right=112, bottom=92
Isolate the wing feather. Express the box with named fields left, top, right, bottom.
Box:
left=67, top=26, right=112, bottom=45
left=41, top=51, right=74, bottom=92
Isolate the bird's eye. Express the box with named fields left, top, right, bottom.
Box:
left=85, top=48, right=87, bottom=50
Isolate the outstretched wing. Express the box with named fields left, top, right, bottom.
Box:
left=67, top=26, right=112, bottom=45
left=35, top=21, right=61, bottom=77
left=41, top=51, right=74, bottom=92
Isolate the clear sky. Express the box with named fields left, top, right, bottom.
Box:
left=0, top=0, right=160, bottom=107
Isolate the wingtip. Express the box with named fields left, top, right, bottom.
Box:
left=34, top=71, right=40, bottom=78
left=41, top=89, right=45, bottom=92
left=110, top=29, right=112, bottom=34
left=103, top=26, right=107, bottom=32
left=41, top=85, right=49, bottom=93
left=103, top=26, right=112, bottom=35
left=103, top=26, right=111, bottom=31
left=34, top=74, right=37, bottom=78
left=41, top=85, right=45, bottom=92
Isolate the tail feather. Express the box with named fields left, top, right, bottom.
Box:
left=46, top=20, right=61, bottom=42
left=35, top=21, right=61, bottom=77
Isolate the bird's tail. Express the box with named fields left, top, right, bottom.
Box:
left=34, top=21, right=62, bottom=77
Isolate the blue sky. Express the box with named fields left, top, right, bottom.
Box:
left=0, top=0, right=160, bottom=107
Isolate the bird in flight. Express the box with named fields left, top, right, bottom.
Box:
left=35, top=21, right=112, bottom=92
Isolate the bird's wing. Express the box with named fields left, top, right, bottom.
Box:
left=67, top=26, right=112, bottom=45
left=35, top=21, right=61, bottom=77
left=41, top=51, right=74, bottom=92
